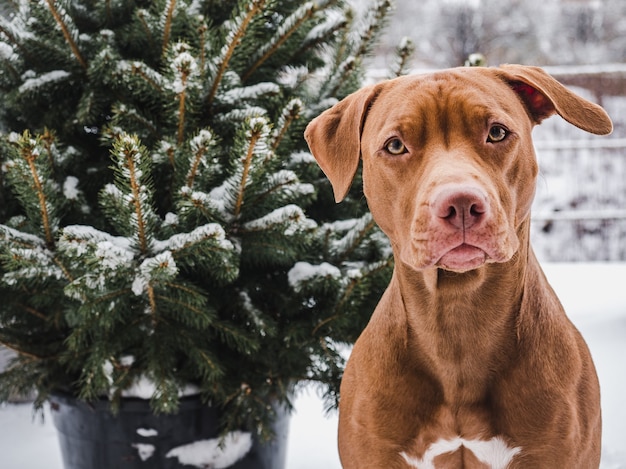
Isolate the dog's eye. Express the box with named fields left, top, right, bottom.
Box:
left=487, top=125, right=508, bottom=143
left=385, top=138, right=406, bottom=155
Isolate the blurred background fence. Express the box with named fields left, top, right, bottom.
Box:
left=530, top=66, right=626, bottom=261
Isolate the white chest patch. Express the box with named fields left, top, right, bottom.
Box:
left=400, top=436, right=521, bottom=469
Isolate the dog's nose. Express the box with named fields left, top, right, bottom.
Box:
left=431, top=186, right=488, bottom=230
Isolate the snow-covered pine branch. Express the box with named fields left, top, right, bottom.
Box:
left=249, top=169, right=315, bottom=212
left=271, top=98, right=303, bottom=150
left=242, top=204, right=316, bottom=235
left=59, top=225, right=134, bottom=298
left=321, top=55, right=356, bottom=99
left=152, top=223, right=239, bottom=283
left=214, top=106, right=268, bottom=124
left=181, top=128, right=219, bottom=191
left=206, top=0, right=266, bottom=105
left=219, top=82, right=281, bottom=105
left=154, top=223, right=231, bottom=253
left=132, top=251, right=178, bottom=296
left=351, top=0, right=393, bottom=60
left=0, top=13, right=34, bottom=50
left=243, top=1, right=317, bottom=82
left=0, top=225, right=64, bottom=286
left=103, top=104, right=159, bottom=144
left=389, top=36, right=415, bottom=78
left=18, top=70, right=71, bottom=95
left=102, top=134, right=159, bottom=254
left=42, top=0, right=87, bottom=69
left=3, top=131, right=62, bottom=247
left=232, top=116, right=273, bottom=218
left=118, top=60, right=165, bottom=92
left=329, top=212, right=378, bottom=261
left=159, top=0, right=178, bottom=56
left=60, top=223, right=130, bottom=258
left=303, top=8, right=347, bottom=49
left=176, top=187, right=226, bottom=225
left=287, top=261, right=342, bottom=292
left=167, top=41, right=200, bottom=143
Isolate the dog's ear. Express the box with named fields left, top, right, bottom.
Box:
left=498, top=64, right=613, bottom=135
left=304, top=84, right=382, bottom=202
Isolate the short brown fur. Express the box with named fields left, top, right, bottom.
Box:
left=305, top=65, right=612, bottom=468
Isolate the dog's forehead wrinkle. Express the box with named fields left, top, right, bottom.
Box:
left=378, top=77, right=511, bottom=149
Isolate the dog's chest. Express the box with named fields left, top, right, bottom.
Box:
left=395, top=403, right=521, bottom=469
left=400, top=435, right=521, bottom=469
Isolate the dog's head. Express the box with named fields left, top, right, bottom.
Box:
left=304, top=65, right=612, bottom=273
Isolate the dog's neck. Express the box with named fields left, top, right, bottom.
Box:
left=390, top=221, right=533, bottom=405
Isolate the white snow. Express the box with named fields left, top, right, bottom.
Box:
left=115, top=375, right=200, bottom=400
left=288, top=151, right=317, bottom=165
left=18, top=70, right=70, bottom=94
left=242, top=204, right=315, bottom=234
left=208, top=181, right=235, bottom=220
left=139, top=250, right=178, bottom=278
left=152, top=223, right=230, bottom=253
left=165, top=431, right=253, bottom=469
left=189, top=129, right=215, bottom=152
left=288, top=261, right=342, bottom=289
left=62, top=176, right=80, bottom=200
left=220, top=82, right=281, bottom=104
left=94, top=240, right=134, bottom=270
left=0, top=263, right=625, bottom=468
left=131, top=443, right=155, bottom=461
left=0, top=42, right=14, bottom=60
left=136, top=428, right=158, bottom=437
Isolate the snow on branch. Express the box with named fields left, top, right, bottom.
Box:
left=287, top=151, right=316, bottom=166
left=119, top=60, right=165, bottom=92
left=207, top=0, right=266, bottom=105
left=324, top=55, right=356, bottom=98
left=351, top=0, right=392, bottom=59
left=160, top=0, right=177, bottom=56
left=153, top=223, right=233, bottom=254
left=42, top=0, right=87, bottom=69
left=4, top=131, right=61, bottom=247
left=165, top=431, right=253, bottom=469
left=214, top=106, right=268, bottom=124
left=107, top=134, right=158, bottom=254
left=242, top=204, right=316, bottom=235
left=132, top=251, right=178, bottom=296
left=0, top=225, right=64, bottom=286
left=256, top=169, right=315, bottom=205
left=183, top=129, right=218, bottom=190
left=233, top=117, right=272, bottom=218
left=272, top=98, right=302, bottom=150
left=18, top=70, right=71, bottom=94
left=288, top=261, right=341, bottom=291
left=304, top=8, right=347, bottom=46
left=242, top=2, right=317, bottom=82
left=177, top=187, right=225, bottom=222
left=167, top=42, right=200, bottom=143
left=60, top=225, right=134, bottom=268
left=0, top=14, right=34, bottom=48
left=219, top=82, right=280, bottom=105
left=330, top=212, right=377, bottom=260
left=0, top=224, right=46, bottom=248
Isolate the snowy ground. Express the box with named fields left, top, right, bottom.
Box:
left=1, top=263, right=625, bottom=469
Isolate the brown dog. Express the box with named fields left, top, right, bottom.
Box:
left=304, top=65, right=613, bottom=468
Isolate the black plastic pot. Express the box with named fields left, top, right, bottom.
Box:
left=49, top=392, right=289, bottom=469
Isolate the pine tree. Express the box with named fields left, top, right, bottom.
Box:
left=0, top=0, right=394, bottom=437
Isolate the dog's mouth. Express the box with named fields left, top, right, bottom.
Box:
left=436, top=243, right=487, bottom=273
